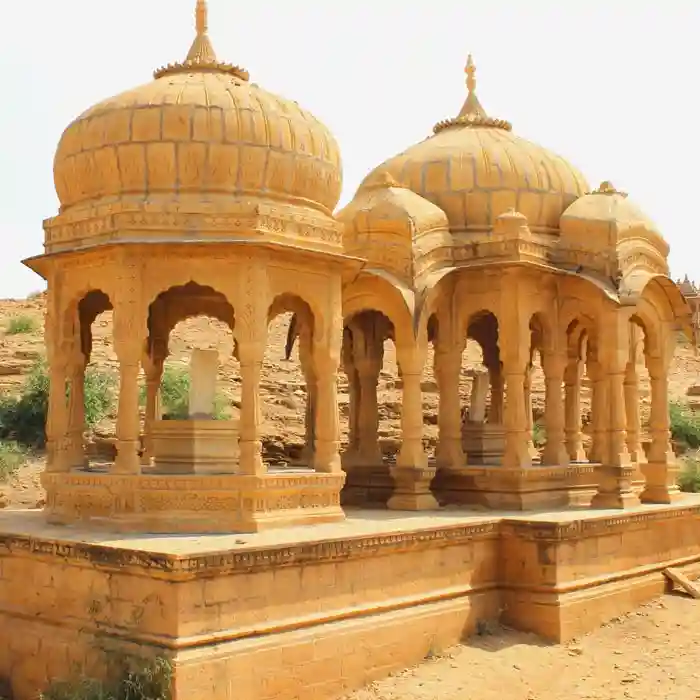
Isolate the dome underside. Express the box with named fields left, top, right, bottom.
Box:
left=376, top=127, right=588, bottom=232
left=54, top=72, right=342, bottom=214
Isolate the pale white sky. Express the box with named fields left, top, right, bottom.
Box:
left=1, top=0, right=698, bottom=298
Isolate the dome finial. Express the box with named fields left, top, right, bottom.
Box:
left=195, top=0, right=208, bottom=36
left=186, top=0, right=216, bottom=63
left=153, top=0, right=248, bottom=81
left=465, top=54, right=476, bottom=95
left=433, top=54, right=512, bottom=134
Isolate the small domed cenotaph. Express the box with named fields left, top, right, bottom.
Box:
left=330, top=55, right=694, bottom=511
left=24, top=0, right=359, bottom=533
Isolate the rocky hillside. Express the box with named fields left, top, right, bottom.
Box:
left=1, top=291, right=700, bottom=460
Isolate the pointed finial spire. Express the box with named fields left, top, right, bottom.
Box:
left=433, top=54, right=512, bottom=134
left=465, top=54, right=476, bottom=95
left=196, top=0, right=208, bottom=36
left=153, top=0, right=249, bottom=81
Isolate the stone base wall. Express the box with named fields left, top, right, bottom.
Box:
left=2, top=500, right=700, bottom=700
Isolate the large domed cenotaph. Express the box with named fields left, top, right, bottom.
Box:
left=3, top=4, right=700, bottom=700
left=23, top=0, right=360, bottom=532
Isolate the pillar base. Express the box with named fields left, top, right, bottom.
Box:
left=387, top=466, right=438, bottom=511
left=640, top=461, right=683, bottom=504
left=590, top=465, right=641, bottom=510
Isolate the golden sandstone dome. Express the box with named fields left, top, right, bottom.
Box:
left=52, top=1, right=342, bottom=217
left=361, top=56, right=589, bottom=233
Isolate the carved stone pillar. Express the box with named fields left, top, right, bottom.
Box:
left=524, top=364, right=538, bottom=459
left=542, top=351, right=569, bottom=466
left=341, top=329, right=360, bottom=465
left=588, top=359, right=607, bottom=463
left=624, top=332, right=645, bottom=465
left=114, top=355, right=142, bottom=475
left=564, top=358, right=586, bottom=462
left=624, top=355, right=646, bottom=495
left=141, top=349, right=165, bottom=467
left=313, top=350, right=342, bottom=474
left=298, top=327, right=317, bottom=467
left=487, top=365, right=504, bottom=424
left=641, top=354, right=681, bottom=503
left=65, top=354, right=88, bottom=469
left=355, top=355, right=383, bottom=465
left=389, top=345, right=436, bottom=510
left=45, top=355, right=69, bottom=474
left=591, top=319, right=639, bottom=509
left=238, top=341, right=265, bottom=476
left=434, top=343, right=465, bottom=468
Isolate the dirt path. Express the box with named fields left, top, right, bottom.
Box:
left=345, top=594, right=700, bottom=700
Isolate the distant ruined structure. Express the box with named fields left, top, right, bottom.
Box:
left=678, top=275, right=700, bottom=333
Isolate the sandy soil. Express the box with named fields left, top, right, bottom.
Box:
left=345, top=594, right=700, bottom=700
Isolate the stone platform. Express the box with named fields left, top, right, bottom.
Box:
left=41, top=469, right=345, bottom=533
left=2, top=498, right=700, bottom=700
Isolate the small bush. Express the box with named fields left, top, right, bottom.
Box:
left=5, top=315, right=38, bottom=335
left=40, top=655, right=172, bottom=700
left=669, top=401, right=700, bottom=450
left=678, top=456, right=700, bottom=493
left=83, top=368, right=116, bottom=427
left=145, top=365, right=228, bottom=420
left=532, top=421, right=546, bottom=449
left=0, top=359, right=115, bottom=448
left=0, top=440, right=28, bottom=482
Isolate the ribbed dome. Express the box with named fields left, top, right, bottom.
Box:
left=560, top=181, right=669, bottom=258
left=363, top=56, right=588, bottom=233
left=53, top=1, right=342, bottom=216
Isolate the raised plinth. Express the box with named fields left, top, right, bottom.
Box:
left=150, top=419, right=239, bottom=474
left=341, top=463, right=393, bottom=506
left=3, top=499, right=700, bottom=700
left=41, top=470, right=345, bottom=533
left=462, top=422, right=505, bottom=465
left=434, top=463, right=598, bottom=510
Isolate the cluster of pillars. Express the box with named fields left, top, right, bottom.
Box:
left=47, top=310, right=677, bottom=506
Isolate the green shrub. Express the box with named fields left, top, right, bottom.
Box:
left=0, top=359, right=115, bottom=448
left=40, top=655, right=172, bottom=700
left=83, top=368, right=116, bottom=427
left=669, top=401, right=700, bottom=450
left=678, top=456, right=700, bottom=493
left=5, top=314, right=39, bottom=335
left=532, top=421, right=546, bottom=449
left=144, top=365, right=228, bottom=420
left=0, top=440, right=28, bottom=482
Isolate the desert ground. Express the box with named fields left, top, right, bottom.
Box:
left=2, top=292, right=700, bottom=699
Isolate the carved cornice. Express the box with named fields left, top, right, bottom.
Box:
left=43, top=205, right=343, bottom=254
left=3, top=503, right=699, bottom=575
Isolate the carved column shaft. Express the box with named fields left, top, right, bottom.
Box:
left=341, top=330, right=360, bottom=461
left=314, top=348, right=342, bottom=474
left=141, top=352, right=165, bottom=466
left=624, top=360, right=644, bottom=463
left=641, top=352, right=681, bottom=504
left=588, top=361, right=608, bottom=463
left=435, top=346, right=465, bottom=468
left=46, top=358, right=69, bottom=473
left=488, top=368, right=504, bottom=424
left=238, top=341, right=265, bottom=476
left=542, top=352, right=569, bottom=466
left=298, top=328, right=317, bottom=466
left=66, top=356, right=87, bottom=469
left=564, top=359, right=586, bottom=462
